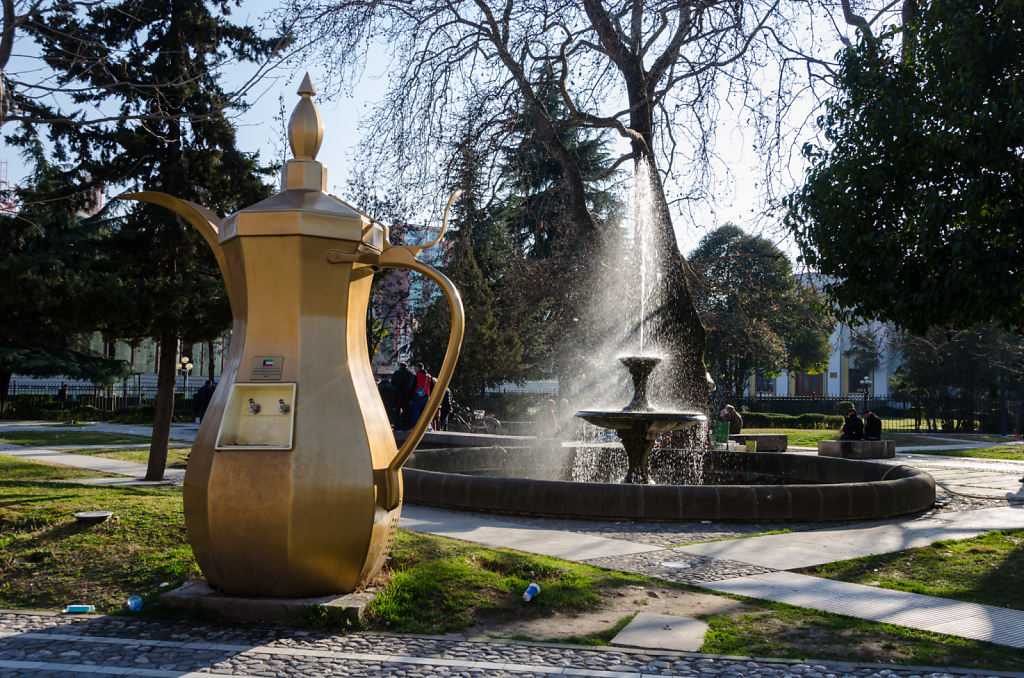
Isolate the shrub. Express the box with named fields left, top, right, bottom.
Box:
left=68, top=406, right=102, bottom=420
left=742, top=411, right=843, bottom=430
left=833, top=400, right=855, bottom=415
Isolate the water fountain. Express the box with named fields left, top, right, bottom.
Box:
left=399, top=161, right=935, bottom=522
left=576, top=356, right=705, bottom=484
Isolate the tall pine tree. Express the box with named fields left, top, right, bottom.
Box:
left=22, top=0, right=279, bottom=478
left=497, top=74, right=622, bottom=396
left=0, top=138, right=127, bottom=411
left=411, top=130, right=525, bottom=402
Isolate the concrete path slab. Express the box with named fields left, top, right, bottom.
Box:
left=0, top=419, right=198, bottom=442
left=0, top=446, right=183, bottom=482
left=610, top=613, right=708, bottom=652
left=672, top=505, right=1024, bottom=569
left=702, top=571, right=1024, bottom=649
left=57, top=474, right=185, bottom=485
left=400, top=505, right=663, bottom=561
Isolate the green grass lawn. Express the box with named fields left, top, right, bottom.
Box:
left=745, top=428, right=1020, bottom=455
left=743, top=428, right=838, bottom=447
left=2, top=455, right=1023, bottom=670
left=0, top=459, right=197, bottom=614
left=0, top=430, right=151, bottom=447
left=0, top=455, right=119, bottom=481
left=73, top=446, right=191, bottom=469
left=367, top=530, right=652, bottom=634
left=902, top=445, right=1024, bottom=461
left=802, top=529, right=1024, bottom=610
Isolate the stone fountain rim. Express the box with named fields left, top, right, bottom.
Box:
left=402, top=448, right=936, bottom=522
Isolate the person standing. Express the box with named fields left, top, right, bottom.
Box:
left=58, top=383, right=69, bottom=410
left=193, top=379, right=215, bottom=423
left=841, top=408, right=864, bottom=440
left=377, top=378, right=398, bottom=428
left=389, top=362, right=414, bottom=429
left=409, top=363, right=433, bottom=428
left=436, top=388, right=453, bottom=431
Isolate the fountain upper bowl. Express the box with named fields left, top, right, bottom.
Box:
left=575, top=410, right=706, bottom=434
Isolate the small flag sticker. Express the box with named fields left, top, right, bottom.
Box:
left=262, top=359, right=275, bottom=367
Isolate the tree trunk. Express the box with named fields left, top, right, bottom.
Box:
left=207, top=339, right=216, bottom=379
left=146, top=331, right=177, bottom=480
left=0, top=369, right=11, bottom=413
left=639, top=154, right=709, bottom=403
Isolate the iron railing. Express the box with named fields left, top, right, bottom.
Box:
left=723, top=394, right=1019, bottom=435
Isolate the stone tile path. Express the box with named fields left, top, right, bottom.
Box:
left=703, top=572, right=1024, bottom=649
left=669, top=506, right=1024, bottom=569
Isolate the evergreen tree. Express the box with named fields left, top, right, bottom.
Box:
left=19, top=0, right=278, bottom=478
left=785, top=0, right=1024, bottom=333
left=411, top=131, right=524, bottom=402
left=0, top=139, right=127, bottom=411
left=496, top=75, right=622, bottom=395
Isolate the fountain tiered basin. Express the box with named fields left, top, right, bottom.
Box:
left=399, top=355, right=935, bottom=521
left=576, top=356, right=705, bottom=483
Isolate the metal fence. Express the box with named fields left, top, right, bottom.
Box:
left=4, top=380, right=202, bottom=413
left=6, top=381, right=1020, bottom=435
left=732, top=394, right=1019, bottom=435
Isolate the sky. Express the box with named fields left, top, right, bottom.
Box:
left=1, top=1, right=826, bottom=262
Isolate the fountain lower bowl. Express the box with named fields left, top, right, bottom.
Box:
left=403, top=442, right=935, bottom=522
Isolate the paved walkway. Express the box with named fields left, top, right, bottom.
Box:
left=5, top=611, right=1015, bottom=678
left=0, top=419, right=199, bottom=443
left=4, top=422, right=1024, bottom=675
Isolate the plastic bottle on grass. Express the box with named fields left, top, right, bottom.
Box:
left=522, top=583, right=540, bottom=602
left=64, top=604, right=95, bottom=614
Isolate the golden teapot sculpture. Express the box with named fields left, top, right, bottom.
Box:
left=124, top=74, right=464, bottom=597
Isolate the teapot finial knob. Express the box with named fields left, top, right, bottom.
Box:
left=288, top=72, right=323, bottom=161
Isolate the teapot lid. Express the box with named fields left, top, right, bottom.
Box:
left=218, top=74, right=386, bottom=250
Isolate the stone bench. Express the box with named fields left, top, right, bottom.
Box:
left=817, top=439, right=895, bottom=459
left=728, top=433, right=787, bottom=452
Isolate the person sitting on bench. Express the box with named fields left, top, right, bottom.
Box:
left=840, top=408, right=864, bottom=440
left=863, top=410, right=882, bottom=440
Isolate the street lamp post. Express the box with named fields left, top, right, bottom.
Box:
left=859, top=375, right=872, bottom=412
left=178, top=356, right=194, bottom=400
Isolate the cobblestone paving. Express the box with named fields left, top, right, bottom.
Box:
left=581, top=551, right=777, bottom=584
left=0, top=612, right=1017, bottom=678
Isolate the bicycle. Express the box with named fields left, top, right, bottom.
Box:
left=447, top=403, right=502, bottom=434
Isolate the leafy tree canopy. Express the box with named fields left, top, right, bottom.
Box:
left=785, top=0, right=1024, bottom=334
left=688, top=224, right=833, bottom=396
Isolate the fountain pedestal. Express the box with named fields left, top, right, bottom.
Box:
left=576, top=356, right=706, bottom=484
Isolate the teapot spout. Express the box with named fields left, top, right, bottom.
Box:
left=119, top=191, right=236, bottom=309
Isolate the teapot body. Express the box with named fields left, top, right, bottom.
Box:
left=186, top=233, right=398, bottom=597
left=125, top=76, right=464, bottom=598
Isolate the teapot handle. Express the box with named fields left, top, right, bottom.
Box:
left=375, top=247, right=464, bottom=510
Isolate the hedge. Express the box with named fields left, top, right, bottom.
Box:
left=741, top=411, right=843, bottom=430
